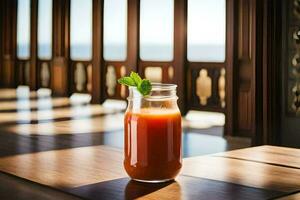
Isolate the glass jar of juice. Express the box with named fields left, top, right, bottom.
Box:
left=124, top=83, right=182, bottom=183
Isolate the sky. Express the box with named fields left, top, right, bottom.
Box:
left=139, top=0, right=174, bottom=61
left=38, top=0, right=53, bottom=59
left=103, top=0, right=127, bottom=61
left=70, top=0, right=93, bottom=60
left=17, top=0, right=226, bottom=62
left=187, top=0, right=226, bottom=61
left=17, top=0, right=31, bottom=59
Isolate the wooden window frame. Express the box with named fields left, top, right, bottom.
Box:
left=36, top=0, right=54, bottom=89
left=101, top=0, right=138, bottom=101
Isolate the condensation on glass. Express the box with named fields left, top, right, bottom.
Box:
left=70, top=0, right=93, bottom=60
left=103, top=0, right=127, bottom=61
left=139, top=0, right=174, bottom=61
left=17, top=0, right=31, bottom=59
left=187, top=0, right=226, bottom=62
left=38, top=0, right=53, bottom=59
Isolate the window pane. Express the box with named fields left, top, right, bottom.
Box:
left=187, top=0, right=226, bottom=62
left=70, top=0, right=93, bottom=60
left=17, top=0, right=31, bottom=59
left=139, top=0, right=174, bottom=61
left=103, top=0, right=127, bottom=61
left=38, top=0, right=52, bottom=59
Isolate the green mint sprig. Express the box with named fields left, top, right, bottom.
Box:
left=118, top=72, right=152, bottom=96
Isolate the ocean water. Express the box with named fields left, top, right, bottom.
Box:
left=17, top=44, right=225, bottom=62
left=17, top=44, right=52, bottom=59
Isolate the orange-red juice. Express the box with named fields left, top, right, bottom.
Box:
left=124, top=109, right=182, bottom=181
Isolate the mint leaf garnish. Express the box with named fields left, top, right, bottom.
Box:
left=138, top=79, right=152, bottom=96
left=117, top=71, right=152, bottom=96
left=117, top=77, right=136, bottom=86
left=130, top=72, right=142, bottom=86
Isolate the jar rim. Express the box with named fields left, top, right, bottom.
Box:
left=128, top=83, right=178, bottom=101
left=129, top=83, right=177, bottom=91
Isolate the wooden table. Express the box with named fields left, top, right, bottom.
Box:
left=0, top=145, right=299, bottom=200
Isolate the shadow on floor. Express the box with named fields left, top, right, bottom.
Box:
left=67, top=176, right=285, bottom=200
left=0, top=127, right=251, bottom=158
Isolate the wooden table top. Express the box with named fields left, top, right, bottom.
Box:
left=0, top=145, right=299, bottom=200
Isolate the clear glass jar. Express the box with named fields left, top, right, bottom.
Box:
left=124, top=83, right=182, bottom=183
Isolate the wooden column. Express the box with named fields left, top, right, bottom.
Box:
left=224, top=0, right=235, bottom=135
left=91, top=0, right=103, bottom=103
left=126, top=0, right=139, bottom=75
left=229, top=0, right=282, bottom=144
left=1, top=0, right=17, bottom=87
left=51, top=0, right=69, bottom=96
left=254, top=0, right=294, bottom=146
left=256, top=0, right=282, bottom=145
left=233, top=0, right=258, bottom=138
left=0, top=0, right=3, bottom=87
left=174, top=0, right=187, bottom=113
left=236, top=0, right=250, bottom=136
left=29, top=0, right=38, bottom=90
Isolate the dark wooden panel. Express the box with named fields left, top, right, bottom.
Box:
left=233, top=0, right=258, bottom=138
left=238, top=88, right=252, bottom=130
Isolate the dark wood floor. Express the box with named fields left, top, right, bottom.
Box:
left=0, top=87, right=251, bottom=158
